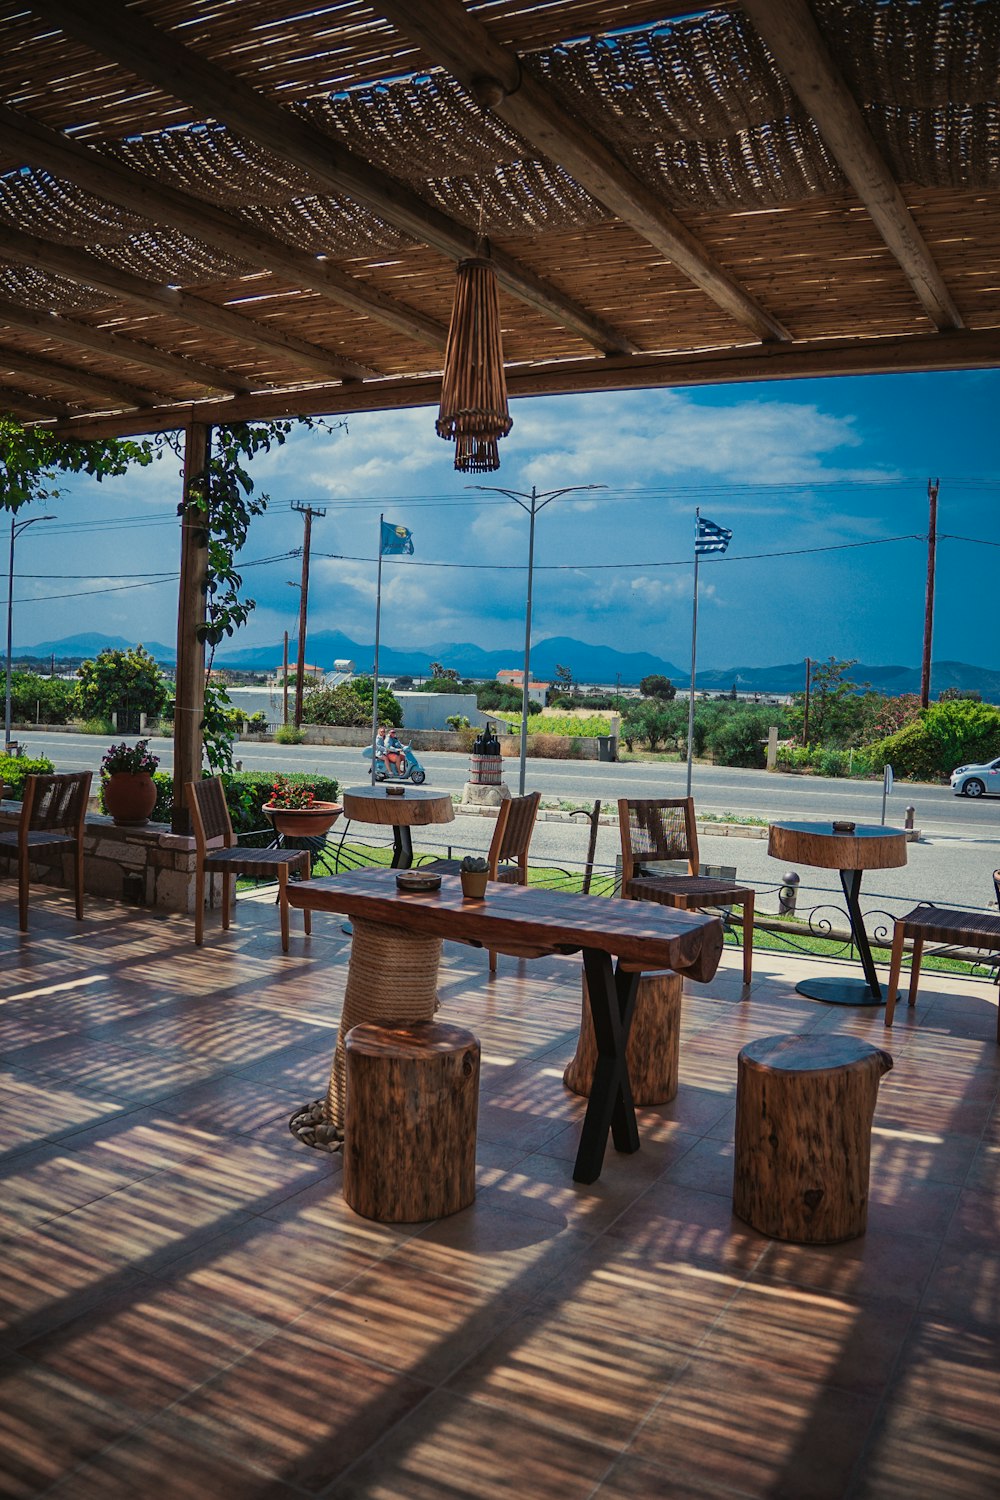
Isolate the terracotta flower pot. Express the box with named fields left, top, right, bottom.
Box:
left=460, top=868, right=489, bottom=900
left=263, top=801, right=342, bottom=838
left=103, top=771, right=158, bottom=826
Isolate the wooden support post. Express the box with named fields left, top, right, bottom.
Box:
left=172, top=421, right=209, bottom=835
left=564, top=969, right=682, bottom=1105
left=343, top=1020, right=480, bottom=1222
left=733, top=1034, right=893, bottom=1243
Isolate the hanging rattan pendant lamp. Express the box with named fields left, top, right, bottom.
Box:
left=436, top=249, right=512, bottom=472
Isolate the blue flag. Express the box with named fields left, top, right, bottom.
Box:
left=381, top=521, right=414, bottom=555
left=695, top=516, right=732, bottom=555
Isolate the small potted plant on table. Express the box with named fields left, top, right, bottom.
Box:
left=460, top=854, right=490, bottom=900
left=263, top=775, right=341, bottom=838
left=101, top=738, right=160, bottom=826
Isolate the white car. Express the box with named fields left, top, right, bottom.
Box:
left=950, top=757, right=1000, bottom=797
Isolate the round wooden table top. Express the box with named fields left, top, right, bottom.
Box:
left=342, top=784, right=455, bottom=828
left=768, top=821, right=908, bottom=871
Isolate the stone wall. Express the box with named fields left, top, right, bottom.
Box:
left=0, top=811, right=201, bottom=913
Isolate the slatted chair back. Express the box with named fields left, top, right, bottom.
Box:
left=187, top=776, right=235, bottom=851
left=492, top=791, right=541, bottom=881
left=994, top=870, right=1000, bottom=910
left=619, top=797, right=698, bottom=884
left=23, top=771, right=91, bottom=834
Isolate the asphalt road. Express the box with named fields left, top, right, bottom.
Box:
left=16, top=729, right=1000, bottom=919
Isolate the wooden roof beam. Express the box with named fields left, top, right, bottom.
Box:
left=377, top=0, right=790, bottom=345
left=0, top=227, right=375, bottom=384
left=0, top=342, right=160, bottom=408
left=0, top=104, right=447, bottom=352
left=42, top=327, right=1000, bottom=440
left=0, top=384, right=75, bottom=420
left=0, top=297, right=246, bottom=394
left=42, top=0, right=637, bottom=357
left=741, top=0, right=963, bottom=332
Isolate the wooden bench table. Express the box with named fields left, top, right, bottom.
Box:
left=289, top=869, right=724, bottom=1184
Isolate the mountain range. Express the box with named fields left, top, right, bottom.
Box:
left=12, top=631, right=1000, bottom=701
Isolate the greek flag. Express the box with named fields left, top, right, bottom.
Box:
left=695, top=516, right=732, bottom=555
left=381, top=521, right=414, bottom=555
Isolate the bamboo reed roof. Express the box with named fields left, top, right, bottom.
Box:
left=0, top=0, right=998, bottom=437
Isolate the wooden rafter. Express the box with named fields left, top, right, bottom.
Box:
left=42, top=0, right=638, bottom=357
left=0, top=298, right=245, bottom=394
left=0, top=227, right=375, bottom=384
left=47, top=327, right=1000, bottom=440
left=377, top=0, right=790, bottom=344
left=0, top=384, right=75, bottom=420
left=0, top=342, right=160, bottom=408
left=741, top=0, right=963, bottom=332
left=0, top=104, right=447, bottom=352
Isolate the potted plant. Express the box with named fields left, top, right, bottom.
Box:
left=101, top=738, right=160, bottom=826
left=460, top=853, right=490, bottom=900
left=263, top=775, right=341, bottom=838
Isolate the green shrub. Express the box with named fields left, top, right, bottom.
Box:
left=8, top=670, right=76, bottom=725
left=275, top=724, right=305, bottom=745
left=506, top=714, right=610, bottom=738
left=705, top=708, right=774, bottom=769
left=0, top=753, right=56, bottom=797
left=866, top=700, right=1000, bottom=781
left=78, top=717, right=115, bottom=736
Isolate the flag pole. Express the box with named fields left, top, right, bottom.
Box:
left=686, top=507, right=700, bottom=799
left=370, top=512, right=384, bottom=777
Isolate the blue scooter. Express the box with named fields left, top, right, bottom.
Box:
left=362, top=740, right=427, bottom=785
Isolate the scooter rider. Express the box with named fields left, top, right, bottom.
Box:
left=385, top=727, right=406, bottom=776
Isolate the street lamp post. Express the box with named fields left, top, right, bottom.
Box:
left=5, top=511, right=56, bottom=753
left=469, top=483, right=606, bottom=795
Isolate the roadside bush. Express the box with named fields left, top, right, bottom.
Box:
left=8, top=670, right=76, bottom=725
left=77, top=717, right=115, bottom=736
left=0, top=752, right=55, bottom=797
left=866, top=699, right=1000, bottom=781
left=505, top=714, right=610, bottom=738
left=704, top=707, right=773, bottom=769
left=275, top=724, right=305, bottom=745
left=622, top=699, right=681, bottom=752
left=75, top=645, right=168, bottom=732
left=529, top=733, right=587, bottom=759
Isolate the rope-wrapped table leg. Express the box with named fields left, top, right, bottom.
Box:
left=324, top=917, right=441, bottom=1129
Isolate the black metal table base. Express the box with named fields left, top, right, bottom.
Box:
left=800, top=866, right=884, bottom=1007
left=573, top=948, right=641, bottom=1184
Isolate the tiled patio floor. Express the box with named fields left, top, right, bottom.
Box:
left=1, top=882, right=998, bottom=1499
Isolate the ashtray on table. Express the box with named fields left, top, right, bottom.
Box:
left=831, top=820, right=856, bottom=833
left=395, top=871, right=441, bottom=892
left=385, top=785, right=406, bottom=796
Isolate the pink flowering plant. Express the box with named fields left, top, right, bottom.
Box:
left=266, top=775, right=317, bottom=810
left=101, top=739, right=159, bottom=776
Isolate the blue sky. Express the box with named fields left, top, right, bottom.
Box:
left=9, top=366, right=1000, bottom=673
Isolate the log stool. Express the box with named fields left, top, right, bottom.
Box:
left=733, top=1034, right=893, bottom=1244
left=563, top=970, right=682, bottom=1105
left=343, top=1020, right=480, bottom=1223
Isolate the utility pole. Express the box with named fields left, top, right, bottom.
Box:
left=291, top=502, right=325, bottom=728
left=282, top=630, right=289, bottom=726
left=803, top=657, right=812, bottom=745
left=920, top=478, right=939, bottom=709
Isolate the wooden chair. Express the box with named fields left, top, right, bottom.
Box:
left=422, top=790, right=541, bottom=970
left=187, top=777, right=311, bottom=951
left=618, top=796, right=755, bottom=986
left=885, top=898, right=1000, bottom=1039
left=0, top=771, right=92, bottom=931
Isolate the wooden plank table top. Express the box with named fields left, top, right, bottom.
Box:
left=288, top=867, right=724, bottom=981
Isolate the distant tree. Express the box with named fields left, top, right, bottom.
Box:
left=939, top=685, right=982, bottom=703
left=621, top=700, right=686, bottom=753
left=429, top=661, right=459, bottom=682
left=639, top=674, right=676, bottom=701
left=554, top=664, right=574, bottom=690
left=860, top=692, right=923, bottom=743
left=866, top=699, right=1000, bottom=781
left=346, top=676, right=402, bottom=726
left=8, top=670, right=75, bottom=725
left=392, top=675, right=414, bottom=690
left=787, top=656, right=868, bottom=747
left=75, top=646, right=168, bottom=732
left=476, top=681, right=540, bottom=715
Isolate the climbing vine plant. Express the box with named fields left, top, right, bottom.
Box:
left=173, top=417, right=345, bottom=771
left=0, top=415, right=156, bottom=511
